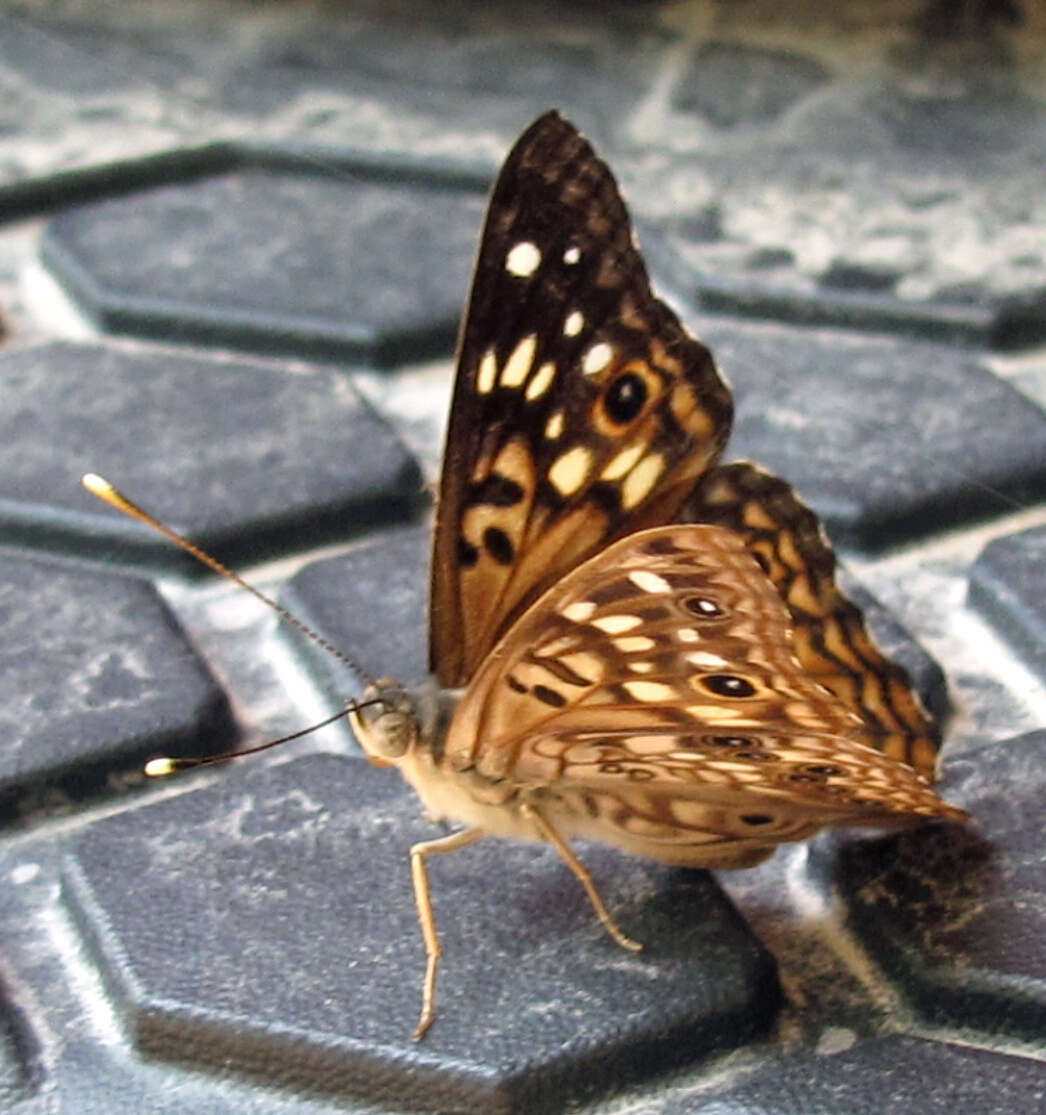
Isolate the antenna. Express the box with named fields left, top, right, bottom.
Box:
left=81, top=473, right=380, bottom=775
left=143, top=706, right=366, bottom=776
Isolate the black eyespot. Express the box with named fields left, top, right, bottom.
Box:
left=702, top=674, right=757, bottom=698
left=803, top=764, right=842, bottom=776
left=741, top=814, right=774, bottom=826
left=483, top=526, right=515, bottom=565
left=737, top=751, right=775, bottom=762
left=533, top=684, right=566, bottom=708
left=627, top=768, right=657, bottom=782
left=710, top=735, right=756, bottom=748
left=603, top=372, right=647, bottom=425
left=684, top=596, right=725, bottom=618
left=457, top=538, right=479, bottom=568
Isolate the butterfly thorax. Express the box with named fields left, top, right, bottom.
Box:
left=349, top=678, right=542, bottom=840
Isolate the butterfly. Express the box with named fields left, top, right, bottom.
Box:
left=346, top=111, right=968, bottom=1038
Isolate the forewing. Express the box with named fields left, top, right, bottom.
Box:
left=430, top=112, right=732, bottom=687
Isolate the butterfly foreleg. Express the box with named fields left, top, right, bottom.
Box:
left=520, top=802, right=643, bottom=953
left=409, top=826, right=485, bottom=1040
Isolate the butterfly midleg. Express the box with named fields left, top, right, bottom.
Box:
left=409, top=826, right=484, bottom=1040
left=520, top=803, right=643, bottom=953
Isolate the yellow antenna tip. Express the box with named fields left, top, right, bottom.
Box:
left=81, top=472, right=114, bottom=496
left=144, top=757, right=198, bottom=777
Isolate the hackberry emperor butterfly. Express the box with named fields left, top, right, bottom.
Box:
left=86, top=111, right=966, bottom=1041
left=347, top=112, right=967, bottom=1036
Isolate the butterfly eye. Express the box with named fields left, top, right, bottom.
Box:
left=700, top=674, right=757, bottom=698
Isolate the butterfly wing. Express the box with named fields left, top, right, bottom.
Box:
left=687, top=462, right=942, bottom=780
left=442, top=524, right=964, bottom=866
left=430, top=112, right=732, bottom=687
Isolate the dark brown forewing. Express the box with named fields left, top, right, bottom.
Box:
left=687, top=462, right=942, bottom=780
left=430, top=112, right=732, bottom=687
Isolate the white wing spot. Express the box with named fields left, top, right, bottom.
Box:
left=628, top=570, right=671, bottom=594
left=562, top=600, right=596, bottom=623
left=601, top=443, right=644, bottom=481
left=627, top=661, right=655, bottom=674
left=621, top=453, right=665, bottom=509
left=591, top=614, right=643, bottom=634
left=686, top=651, right=729, bottom=669
left=623, top=680, right=676, bottom=703
left=549, top=446, right=592, bottom=496
left=613, top=635, right=656, bottom=653
left=525, top=361, right=556, bottom=400
left=501, top=334, right=537, bottom=388
left=563, top=245, right=581, bottom=264
left=582, top=341, right=614, bottom=375
left=544, top=410, right=565, bottom=439
left=564, top=310, right=584, bottom=337
left=676, top=629, right=700, bottom=644
left=477, top=348, right=497, bottom=394
left=505, top=241, right=541, bottom=277
left=687, top=705, right=749, bottom=722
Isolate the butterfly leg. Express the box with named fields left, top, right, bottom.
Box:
left=409, top=826, right=484, bottom=1040
left=520, top=803, right=643, bottom=953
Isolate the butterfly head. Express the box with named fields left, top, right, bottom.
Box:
left=348, top=680, right=423, bottom=767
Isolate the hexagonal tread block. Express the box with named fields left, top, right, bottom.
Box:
left=0, top=554, right=233, bottom=817
left=41, top=166, right=488, bottom=365
left=62, top=754, right=781, bottom=1113
left=701, top=320, right=1046, bottom=548
left=826, top=730, right=1046, bottom=1042
left=969, top=524, right=1046, bottom=681
left=0, top=342, right=420, bottom=571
